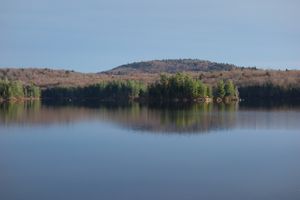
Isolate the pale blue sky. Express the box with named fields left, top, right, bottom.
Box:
left=1, top=0, right=299, bottom=72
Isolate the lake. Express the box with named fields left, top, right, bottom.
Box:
left=0, top=102, right=300, bottom=200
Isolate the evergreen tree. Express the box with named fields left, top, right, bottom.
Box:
left=8, top=81, right=24, bottom=99
left=26, top=84, right=41, bottom=98
left=206, top=86, right=213, bottom=98
left=0, top=79, right=10, bottom=99
left=224, top=80, right=235, bottom=97
left=197, top=81, right=207, bottom=97
left=217, top=80, right=225, bottom=98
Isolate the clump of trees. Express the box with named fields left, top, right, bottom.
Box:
left=25, top=84, right=41, bottom=98
left=0, top=79, right=40, bottom=101
left=146, top=73, right=237, bottom=102
left=147, top=73, right=211, bottom=101
left=215, top=80, right=238, bottom=99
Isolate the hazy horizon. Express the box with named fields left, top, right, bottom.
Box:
left=1, top=0, right=299, bottom=72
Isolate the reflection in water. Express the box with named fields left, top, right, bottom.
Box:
left=0, top=102, right=238, bottom=133
left=98, top=103, right=238, bottom=133
left=1, top=102, right=300, bottom=200
left=0, top=101, right=41, bottom=125
left=0, top=101, right=300, bottom=133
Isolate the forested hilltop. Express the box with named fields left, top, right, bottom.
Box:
left=1, top=59, right=300, bottom=102
left=103, top=59, right=237, bottom=74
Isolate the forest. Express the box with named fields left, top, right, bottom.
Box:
left=42, top=73, right=238, bottom=103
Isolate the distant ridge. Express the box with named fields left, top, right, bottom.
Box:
left=1, top=59, right=300, bottom=88
left=103, top=59, right=238, bottom=75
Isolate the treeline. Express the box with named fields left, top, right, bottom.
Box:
left=146, top=73, right=238, bottom=102
left=239, top=84, right=300, bottom=101
left=4, top=73, right=300, bottom=104
left=42, top=80, right=145, bottom=101
left=42, top=73, right=238, bottom=103
left=0, top=79, right=40, bottom=101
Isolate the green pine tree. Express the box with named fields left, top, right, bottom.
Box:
left=217, top=80, right=225, bottom=98
left=224, top=80, right=235, bottom=97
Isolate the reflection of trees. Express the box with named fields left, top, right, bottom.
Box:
left=0, top=101, right=95, bottom=126
left=0, top=102, right=239, bottom=134
left=0, top=101, right=41, bottom=125
left=1, top=101, right=299, bottom=133
left=131, top=103, right=238, bottom=133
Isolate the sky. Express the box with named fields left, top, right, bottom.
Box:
left=0, top=0, right=299, bottom=72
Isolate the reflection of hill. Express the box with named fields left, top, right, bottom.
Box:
left=1, top=102, right=299, bottom=133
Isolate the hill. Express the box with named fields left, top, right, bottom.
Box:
left=103, top=59, right=237, bottom=75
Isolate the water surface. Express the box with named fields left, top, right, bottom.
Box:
left=0, top=102, right=299, bottom=200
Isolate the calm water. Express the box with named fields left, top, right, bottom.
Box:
left=0, top=102, right=300, bottom=200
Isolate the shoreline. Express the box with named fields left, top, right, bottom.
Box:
left=0, top=97, right=40, bottom=103
left=1, top=96, right=238, bottom=104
